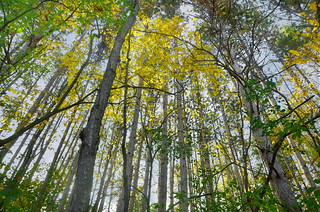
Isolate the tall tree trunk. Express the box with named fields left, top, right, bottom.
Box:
left=68, top=2, right=139, bottom=211
left=195, top=84, right=214, bottom=204
left=176, top=80, right=188, bottom=211
left=117, top=75, right=143, bottom=212
left=56, top=152, right=79, bottom=212
left=217, top=97, right=244, bottom=192
left=216, top=21, right=300, bottom=208
left=98, top=150, right=117, bottom=212
left=158, top=84, right=169, bottom=212
left=11, top=125, right=45, bottom=184
left=236, top=79, right=299, bottom=210
left=169, top=137, right=175, bottom=212
left=129, top=139, right=143, bottom=212
left=35, top=111, right=76, bottom=211
left=283, top=155, right=305, bottom=198
left=141, top=125, right=152, bottom=212
left=91, top=133, right=115, bottom=212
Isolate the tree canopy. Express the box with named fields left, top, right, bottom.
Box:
left=0, top=0, right=319, bottom=211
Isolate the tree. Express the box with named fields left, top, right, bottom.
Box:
left=69, top=1, right=139, bottom=211
left=1, top=1, right=320, bottom=211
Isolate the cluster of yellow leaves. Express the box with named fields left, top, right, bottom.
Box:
left=286, top=2, right=320, bottom=65
left=280, top=2, right=320, bottom=161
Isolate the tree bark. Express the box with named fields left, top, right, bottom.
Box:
left=158, top=84, right=169, bottom=212
left=68, top=2, right=138, bottom=211
left=176, top=80, right=188, bottom=211
left=129, top=139, right=143, bottom=212
left=117, top=75, right=143, bottom=212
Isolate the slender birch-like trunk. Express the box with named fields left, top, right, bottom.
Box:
left=129, top=139, right=143, bottom=212
left=117, top=76, right=143, bottom=212
left=176, top=81, right=188, bottom=211
left=158, top=84, right=169, bottom=212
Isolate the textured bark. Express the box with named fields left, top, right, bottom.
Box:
left=176, top=81, right=188, bottom=211
left=117, top=76, right=143, bottom=212
left=158, top=84, right=168, bottom=212
left=68, top=3, right=138, bottom=211
left=129, top=140, right=143, bottom=212
left=141, top=128, right=152, bottom=212
left=169, top=138, right=175, bottom=212
left=283, top=155, right=305, bottom=198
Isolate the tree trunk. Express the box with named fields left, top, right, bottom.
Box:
left=98, top=151, right=117, bottom=212
left=129, top=139, right=143, bottom=212
left=68, top=3, right=138, bottom=211
left=141, top=128, right=151, bottom=212
left=35, top=111, right=75, bottom=211
left=253, top=67, right=316, bottom=188
left=158, top=84, right=169, bottom=212
left=117, top=75, right=143, bottom=212
left=56, top=153, right=79, bottom=212
left=169, top=137, right=175, bottom=212
left=91, top=135, right=115, bottom=212
left=218, top=97, right=244, bottom=192
left=176, top=80, right=188, bottom=211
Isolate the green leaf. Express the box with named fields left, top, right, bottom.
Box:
left=269, top=205, right=277, bottom=212
left=307, top=187, right=316, bottom=194
left=307, top=199, right=316, bottom=208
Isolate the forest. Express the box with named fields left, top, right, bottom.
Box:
left=0, top=0, right=320, bottom=211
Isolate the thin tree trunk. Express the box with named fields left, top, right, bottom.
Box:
left=98, top=150, right=117, bottom=212
left=218, top=97, right=244, bottom=192
left=11, top=125, right=45, bottom=184
left=27, top=114, right=63, bottom=180
left=187, top=156, right=194, bottom=212
left=141, top=133, right=151, bottom=212
left=35, top=111, right=76, bottom=211
left=117, top=74, right=143, bottom=212
left=129, top=139, right=143, bottom=212
left=176, top=80, right=188, bottom=211
left=158, top=83, right=168, bottom=212
left=56, top=153, right=79, bottom=212
left=169, top=137, right=175, bottom=212
left=0, top=62, right=64, bottom=162
left=195, top=84, right=214, bottom=204
left=91, top=135, right=115, bottom=212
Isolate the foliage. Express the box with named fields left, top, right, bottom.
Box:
left=0, top=0, right=319, bottom=211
